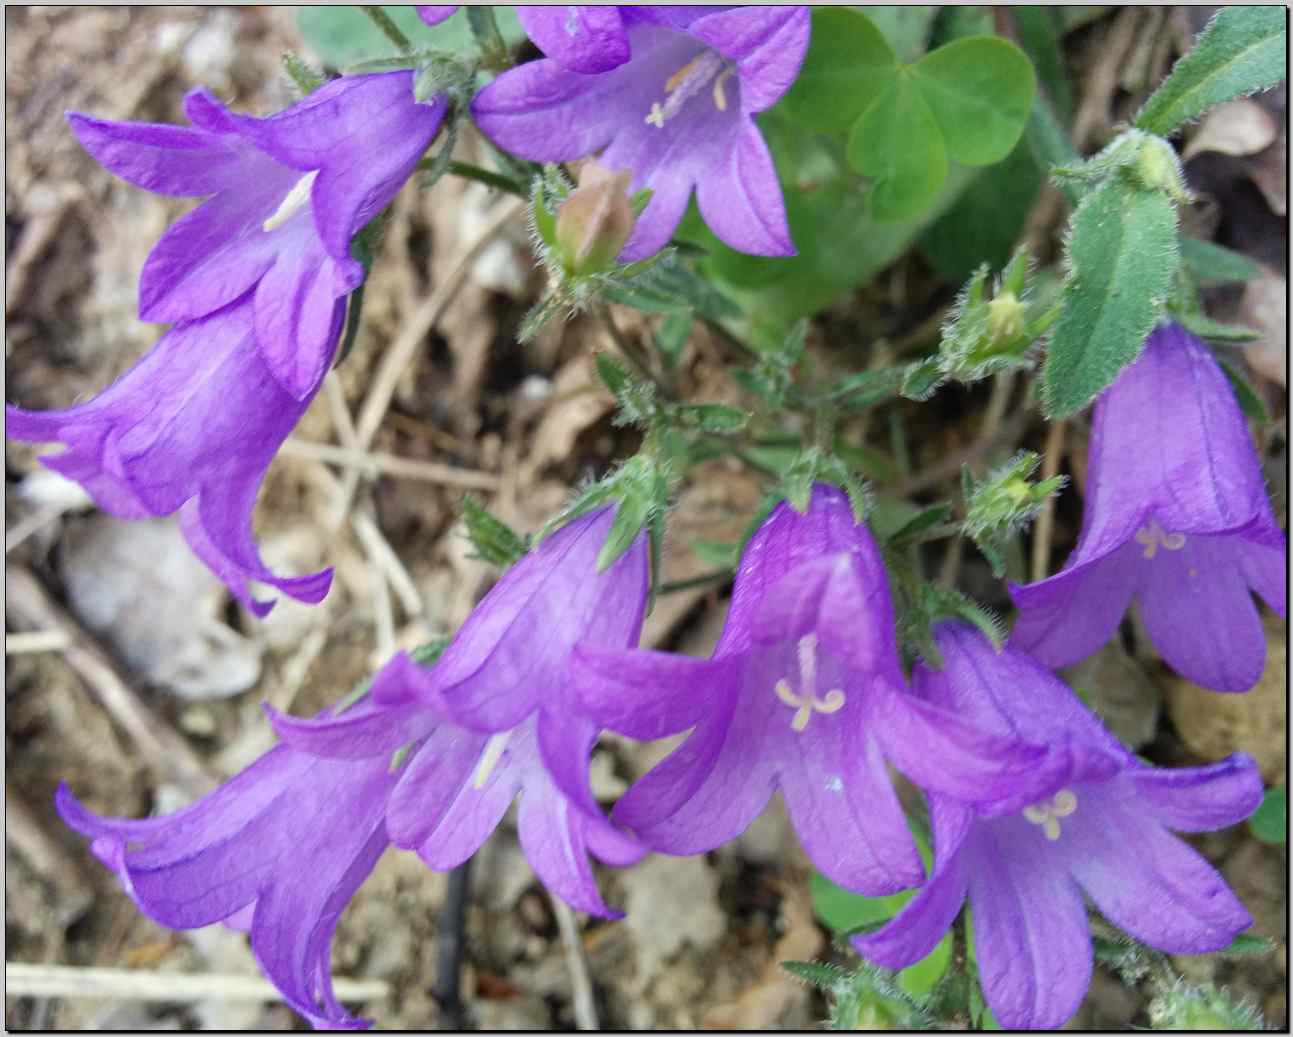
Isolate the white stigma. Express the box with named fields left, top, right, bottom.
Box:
left=1022, top=788, right=1078, bottom=840
left=774, top=633, right=846, bottom=733
left=644, top=50, right=730, bottom=128
left=1134, top=519, right=1186, bottom=559
left=262, top=171, right=318, bottom=233
left=472, top=731, right=512, bottom=789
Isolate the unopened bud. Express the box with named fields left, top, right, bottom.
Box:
left=986, top=291, right=1027, bottom=344
left=554, top=161, right=635, bottom=277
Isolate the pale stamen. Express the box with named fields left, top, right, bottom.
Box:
left=1023, top=788, right=1078, bottom=840
left=1135, top=519, right=1187, bottom=559
left=262, top=171, right=318, bottom=233
left=644, top=50, right=730, bottom=128
left=472, top=731, right=512, bottom=789
left=775, top=634, right=846, bottom=733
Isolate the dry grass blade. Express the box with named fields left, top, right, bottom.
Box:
left=4, top=962, right=388, bottom=1005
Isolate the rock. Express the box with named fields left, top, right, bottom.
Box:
left=1165, top=613, right=1287, bottom=781
left=623, top=855, right=726, bottom=985
left=60, top=515, right=262, bottom=699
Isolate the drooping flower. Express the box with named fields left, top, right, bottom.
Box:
left=853, top=622, right=1262, bottom=1031
left=1012, top=323, right=1287, bottom=691
left=272, top=504, right=650, bottom=917
left=57, top=738, right=399, bottom=1029
left=572, top=484, right=1064, bottom=896
left=67, top=72, right=447, bottom=398
left=473, top=6, right=807, bottom=261
left=6, top=298, right=332, bottom=616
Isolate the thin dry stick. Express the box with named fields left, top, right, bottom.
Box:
left=1031, top=419, right=1068, bottom=582
left=6, top=788, right=93, bottom=925
left=336, top=198, right=525, bottom=521
left=351, top=509, right=424, bottom=619
left=280, top=439, right=502, bottom=491
left=4, top=963, right=388, bottom=1005
left=6, top=566, right=216, bottom=798
left=6, top=630, right=73, bottom=654
left=551, top=896, right=599, bottom=1031
left=6, top=501, right=77, bottom=554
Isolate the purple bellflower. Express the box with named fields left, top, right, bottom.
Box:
left=6, top=299, right=332, bottom=616
left=473, top=6, right=807, bottom=261
left=853, top=622, right=1262, bottom=1030
left=57, top=740, right=399, bottom=1030
left=1012, top=323, right=1287, bottom=691
left=271, top=504, right=650, bottom=918
left=64, top=72, right=447, bottom=399
left=572, top=484, right=1070, bottom=896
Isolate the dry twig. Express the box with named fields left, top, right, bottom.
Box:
left=1030, top=419, right=1068, bottom=582
left=551, top=896, right=599, bottom=1031
left=4, top=962, right=388, bottom=1005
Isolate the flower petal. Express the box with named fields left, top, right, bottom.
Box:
left=967, top=828, right=1092, bottom=1030
left=252, top=228, right=349, bottom=399
left=780, top=730, right=923, bottom=895
left=1127, top=754, right=1263, bottom=832
left=1064, top=795, right=1252, bottom=954
left=1238, top=529, right=1288, bottom=618
left=695, top=116, right=793, bottom=256
left=852, top=798, right=973, bottom=967
left=517, top=791, right=623, bottom=918
left=689, top=6, right=810, bottom=113
left=1008, top=545, right=1139, bottom=673
left=67, top=112, right=245, bottom=197
left=1136, top=532, right=1268, bottom=691
left=415, top=5, right=457, bottom=26
left=613, top=697, right=775, bottom=854
left=517, top=7, right=630, bottom=73
left=573, top=645, right=738, bottom=739
left=420, top=508, right=648, bottom=730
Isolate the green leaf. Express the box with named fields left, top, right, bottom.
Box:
left=460, top=495, right=527, bottom=567
left=863, top=6, right=940, bottom=62
left=781, top=9, right=898, bottom=131
left=1215, top=352, right=1271, bottom=424
left=1043, top=176, right=1179, bottom=418
left=673, top=403, right=749, bottom=433
left=888, top=502, right=955, bottom=547
left=1171, top=310, right=1263, bottom=343
left=597, top=487, right=651, bottom=572
left=911, top=36, right=1037, bottom=166
left=1248, top=785, right=1286, bottom=844
left=849, top=75, right=948, bottom=221
left=654, top=310, right=692, bottom=369
left=297, top=5, right=526, bottom=69
left=594, top=353, right=633, bottom=397
left=1218, top=931, right=1277, bottom=956
left=781, top=960, right=848, bottom=990
left=1180, top=236, right=1262, bottom=283
left=1135, top=6, right=1287, bottom=138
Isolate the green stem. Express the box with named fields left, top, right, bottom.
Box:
left=360, top=6, right=413, bottom=53
left=466, top=6, right=510, bottom=70
left=446, top=160, right=527, bottom=197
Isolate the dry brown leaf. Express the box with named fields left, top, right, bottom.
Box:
left=1183, top=99, right=1278, bottom=160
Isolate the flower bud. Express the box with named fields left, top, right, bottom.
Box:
left=553, top=161, right=635, bottom=276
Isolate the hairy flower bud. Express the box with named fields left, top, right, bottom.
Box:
left=553, top=161, right=636, bottom=276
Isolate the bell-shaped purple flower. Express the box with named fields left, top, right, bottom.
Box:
left=415, top=6, right=458, bottom=27
left=572, top=485, right=1061, bottom=896
left=6, top=298, right=332, bottom=616
left=472, top=6, right=806, bottom=261
left=57, top=742, right=398, bottom=1030
left=1012, top=323, right=1287, bottom=691
left=272, top=504, right=650, bottom=917
left=853, top=623, right=1262, bottom=1031
left=67, top=73, right=447, bottom=398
